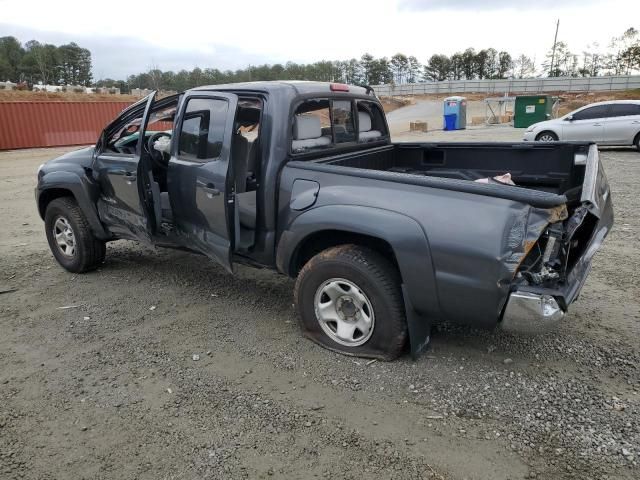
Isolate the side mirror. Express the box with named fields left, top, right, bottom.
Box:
left=565, top=115, right=573, bottom=121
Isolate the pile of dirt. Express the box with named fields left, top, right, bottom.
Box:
left=0, top=90, right=140, bottom=103
left=379, top=96, right=413, bottom=113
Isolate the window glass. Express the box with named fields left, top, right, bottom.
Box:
left=331, top=100, right=356, bottom=143
left=105, top=109, right=145, bottom=154
left=104, top=102, right=176, bottom=155
left=608, top=103, right=640, bottom=118
left=179, top=98, right=229, bottom=161
left=292, top=98, right=362, bottom=153
left=572, top=105, right=609, bottom=121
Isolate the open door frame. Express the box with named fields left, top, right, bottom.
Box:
left=134, top=91, right=169, bottom=245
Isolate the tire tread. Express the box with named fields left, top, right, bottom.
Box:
left=45, top=197, right=105, bottom=273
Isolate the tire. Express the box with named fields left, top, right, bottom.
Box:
left=634, top=133, right=640, bottom=152
left=44, top=197, right=106, bottom=273
left=536, top=131, right=559, bottom=142
left=294, top=244, right=407, bottom=360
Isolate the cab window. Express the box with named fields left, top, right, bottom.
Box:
left=178, top=98, right=229, bottom=161
left=331, top=100, right=356, bottom=143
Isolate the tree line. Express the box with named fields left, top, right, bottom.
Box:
left=1, top=27, right=638, bottom=93
left=0, top=37, right=92, bottom=86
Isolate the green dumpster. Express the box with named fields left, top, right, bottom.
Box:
left=514, top=95, right=553, bottom=129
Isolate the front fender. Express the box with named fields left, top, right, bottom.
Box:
left=37, top=170, right=109, bottom=239
left=277, top=205, right=440, bottom=357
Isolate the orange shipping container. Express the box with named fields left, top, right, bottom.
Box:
left=0, top=101, right=133, bottom=150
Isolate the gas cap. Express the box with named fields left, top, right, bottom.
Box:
left=290, top=179, right=320, bottom=211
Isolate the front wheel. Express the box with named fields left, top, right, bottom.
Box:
left=294, top=245, right=407, bottom=360
left=536, top=131, right=559, bottom=142
left=44, top=197, right=106, bottom=273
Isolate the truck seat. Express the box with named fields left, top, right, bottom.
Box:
left=292, top=115, right=331, bottom=151
left=358, top=111, right=382, bottom=140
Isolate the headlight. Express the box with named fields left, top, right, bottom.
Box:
left=525, top=126, right=535, bottom=133
left=37, top=163, right=45, bottom=176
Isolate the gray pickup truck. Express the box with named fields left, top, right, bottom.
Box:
left=36, top=81, right=613, bottom=360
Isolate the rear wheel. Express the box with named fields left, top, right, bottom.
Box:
left=44, top=197, right=106, bottom=273
left=536, top=131, right=558, bottom=142
left=294, top=245, right=407, bottom=360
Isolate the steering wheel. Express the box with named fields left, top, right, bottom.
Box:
left=146, top=132, right=172, bottom=169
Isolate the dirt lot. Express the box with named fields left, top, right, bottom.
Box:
left=1, top=142, right=639, bottom=480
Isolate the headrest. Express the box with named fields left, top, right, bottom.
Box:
left=358, top=111, right=372, bottom=132
left=293, top=115, right=322, bottom=140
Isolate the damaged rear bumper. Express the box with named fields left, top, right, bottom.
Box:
left=501, top=144, right=613, bottom=335
left=501, top=291, right=565, bottom=334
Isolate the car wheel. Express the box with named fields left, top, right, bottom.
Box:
left=536, top=131, right=559, bottom=142
left=44, top=197, right=106, bottom=273
left=294, top=244, right=407, bottom=360
left=634, top=133, right=640, bottom=152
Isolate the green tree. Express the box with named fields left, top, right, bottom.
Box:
left=461, top=48, right=476, bottom=79
left=390, top=53, right=409, bottom=84
left=0, top=36, right=25, bottom=81
left=19, top=40, right=59, bottom=85
left=496, top=51, right=513, bottom=79
left=57, top=42, right=92, bottom=85
left=424, top=54, right=451, bottom=81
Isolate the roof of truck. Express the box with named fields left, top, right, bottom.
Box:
left=191, top=81, right=372, bottom=96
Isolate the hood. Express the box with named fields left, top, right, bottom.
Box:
left=46, top=146, right=95, bottom=169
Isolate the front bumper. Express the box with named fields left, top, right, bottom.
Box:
left=501, top=292, right=565, bottom=334
left=522, top=130, right=536, bottom=141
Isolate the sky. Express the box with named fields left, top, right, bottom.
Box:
left=0, top=0, right=637, bottom=80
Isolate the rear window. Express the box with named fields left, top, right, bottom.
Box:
left=291, top=98, right=386, bottom=154
left=608, top=103, right=640, bottom=118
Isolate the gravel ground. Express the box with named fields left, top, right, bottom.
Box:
left=1, top=142, right=639, bottom=480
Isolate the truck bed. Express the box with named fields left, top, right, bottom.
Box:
left=316, top=142, right=589, bottom=204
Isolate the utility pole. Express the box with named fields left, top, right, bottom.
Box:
left=549, top=19, right=560, bottom=77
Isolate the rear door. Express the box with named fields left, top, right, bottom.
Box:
left=562, top=104, right=609, bottom=142
left=603, top=103, right=640, bottom=145
left=167, top=91, right=239, bottom=272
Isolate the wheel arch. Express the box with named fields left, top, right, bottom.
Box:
left=289, top=229, right=400, bottom=279
left=535, top=129, right=559, bottom=141
left=37, top=171, right=110, bottom=239
left=38, top=187, right=75, bottom=219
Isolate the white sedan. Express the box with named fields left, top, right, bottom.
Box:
left=522, top=100, right=640, bottom=150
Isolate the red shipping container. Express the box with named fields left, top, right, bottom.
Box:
left=0, top=101, right=134, bottom=150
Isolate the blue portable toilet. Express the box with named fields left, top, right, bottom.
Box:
left=443, top=96, right=467, bottom=130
